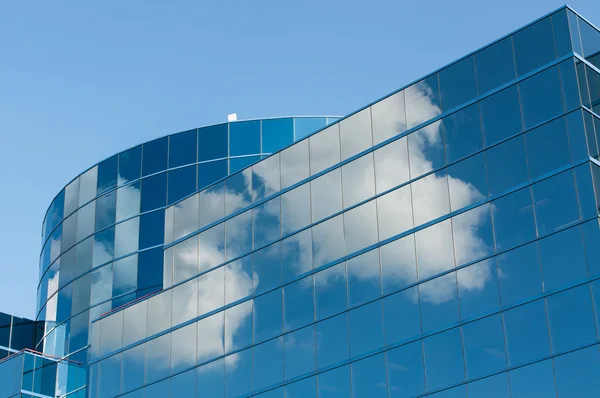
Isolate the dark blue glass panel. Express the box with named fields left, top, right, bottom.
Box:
left=139, top=209, right=164, bottom=249
left=118, top=145, right=142, bottom=186
left=443, top=103, right=482, bottom=164
left=554, top=344, right=600, bottom=397
left=315, top=262, right=347, bottom=320
left=497, top=242, right=542, bottom=307
left=316, top=313, right=349, bottom=369
left=509, top=359, right=556, bottom=398
left=574, top=163, right=597, bottom=220
left=526, top=117, right=571, bottom=180
left=481, top=85, right=522, bottom=146
left=579, top=17, right=600, bottom=59
left=262, top=118, right=294, bottom=153
left=317, top=365, right=351, bottom=398
left=467, top=373, right=511, bottom=398
left=387, top=341, right=425, bottom=398
left=230, top=156, right=260, bottom=173
left=504, top=299, right=550, bottom=366
left=513, top=16, right=556, bottom=76
left=539, top=226, right=587, bottom=292
left=568, top=10, right=583, bottom=55
left=137, top=247, right=163, bottom=291
left=566, top=110, right=589, bottom=162
left=167, top=165, right=196, bottom=205
left=95, top=191, right=117, bottom=232
left=583, top=219, right=600, bottom=277
left=552, top=9, right=573, bottom=57
left=559, top=59, right=581, bottom=111
left=533, top=170, right=580, bottom=236
left=486, top=135, right=528, bottom=196
left=169, top=129, right=197, bottom=167
left=349, top=301, right=384, bottom=357
left=447, top=152, right=488, bottom=211
left=142, top=137, right=168, bottom=177
left=284, top=276, right=314, bottom=332
left=351, top=353, right=387, bottom=398
left=519, top=66, right=564, bottom=129
left=428, top=385, right=466, bottom=398
left=253, top=289, right=282, bottom=343
left=439, top=56, right=477, bottom=111
left=475, top=37, right=516, bottom=94
left=492, top=187, right=536, bottom=252
left=230, top=120, right=260, bottom=156
left=140, top=172, right=167, bottom=212
left=198, top=123, right=228, bottom=161
left=296, top=117, right=327, bottom=140
left=253, top=242, right=282, bottom=294
left=462, top=314, right=506, bottom=379
left=97, top=155, right=118, bottom=195
left=424, top=327, right=465, bottom=391
left=198, top=160, right=228, bottom=190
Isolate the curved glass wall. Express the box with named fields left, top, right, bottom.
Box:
left=87, top=7, right=600, bottom=398
left=36, top=117, right=339, bottom=361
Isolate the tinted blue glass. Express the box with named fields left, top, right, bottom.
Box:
left=261, top=118, right=294, bottom=153
left=95, top=191, right=117, bottom=232
left=568, top=10, right=583, bottom=55
left=253, top=337, right=284, bottom=391
left=316, top=313, right=349, bottom=369
left=583, top=219, right=600, bottom=277
left=408, top=123, right=446, bottom=174
left=424, top=327, right=465, bottom=391
left=145, top=379, right=169, bottom=398
left=420, top=273, right=460, bottom=334
left=282, top=230, right=313, bottom=284
left=197, top=359, right=224, bottom=398
left=579, top=16, right=600, bottom=58
left=552, top=9, right=573, bottom=57
left=254, top=289, right=282, bottom=343
left=428, top=385, right=466, bottom=398
left=574, top=163, right=597, bottom=220
left=225, top=300, right=252, bottom=352
left=547, top=285, right=597, bottom=353
left=481, top=85, right=522, bottom=146
left=539, top=226, right=587, bottom=292
left=97, top=155, right=118, bottom=195
left=169, top=129, right=197, bottom=167
left=230, top=156, right=260, bottom=174
left=526, top=117, right=571, bottom=180
left=443, top=103, right=483, bottom=163
left=586, top=65, right=600, bottom=114
left=520, top=66, right=564, bottom=129
left=439, top=56, right=477, bottom=111
left=225, top=348, right=252, bottom=398
left=509, top=359, right=556, bottom=398
left=387, top=341, right=425, bottom=398
left=98, top=354, right=121, bottom=398
left=253, top=197, right=281, bottom=249
left=566, top=109, right=590, bottom=161
left=141, top=173, right=167, bottom=212
left=497, top=243, right=542, bottom=306
left=554, top=345, right=600, bottom=397
left=347, top=249, right=381, bottom=307
left=492, top=187, right=536, bottom=251
left=458, top=259, right=500, bottom=320
left=533, top=170, right=580, bottom=236
left=462, top=314, right=506, bottom=378
left=284, top=275, right=314, bottom=332
left=121, top=345, right=145, bottom=393
left=384, top=287, right=421, bottom=345
left=447, top=152, right=488, bottom=211
left=142, top=137, right=168, bottom=177
left=199, top=123, right=228, bottom=161
left=118, top=145, right=142, bottom=185
left=504, top=299, right=550, bottom=366
left=351, top=353, right=387, bottom=398
left=136, top=248, right=162, bottom=292
left=475, top=37, right=517, bottom=94
left=286, top=376, right=316, bottom=398
left=230, top=120, right=260, bottom=156
left=198, top=160, right=228, bottom=190
left=296, top=117, right=327, bottom=140
left=256, top=388, right=284, bottom=398
left=317, top=365, right=351, bottom=398
left=513, top=16, right=556, bottom=76
left=315, top=262, right=346, bottom=320
left=253, top=243, right=282, bottom=294
left=452, top=204, right=494, bottom=266
left=348, top=301, right=384, bottom=357
left=284, top=325, right=315, bottom=380
left=167, top=165, right=196, bottom=205
left=170, top=368, right=196, bottom=398
left=380, top=235, right=417, bottom=294
left=467, top=373, right=510, bottom=398
left=139, top=209, right=164, bottom=249
left=559, top=59, right=581, bottom=111
left=486, top=135, right=528, bottom=196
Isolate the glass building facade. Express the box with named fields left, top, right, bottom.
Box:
left=1, top=4, right=598, bottom=398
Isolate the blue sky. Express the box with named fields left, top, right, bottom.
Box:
left=0, top=0, right=598, bottom=318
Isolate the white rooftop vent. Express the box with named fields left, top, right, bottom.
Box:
left=227, top=113, right=237, bottom=122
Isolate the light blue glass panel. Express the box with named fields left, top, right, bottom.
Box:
left=253, top=337, right=284, bottom=391
left=230, top=156, right=260, bottom=174
left=462, top=314, right=507, bottom=379
left=295, top=117, right=327, bottom=140
left=284, top=325, right=315, bottom=380
left=526, top=117, right=571, bottom=181
left=285, top=376, right=316, bottom=398
left=554, top=345, right=600, bottom=397
left=225, top=348, right=252, bottom=398
left=424, top=327, right=465, bottom=391
left=317, top=365, right=351, bottom=398
left=408, top=121, right=445, bottom=177
left=230, top=120, right=260, bottom=156
left=458, top=259, right=500, bottom=320
left=509, top=359, right=556, bottom=398
left=145, top=379, right=169, bottom=398
left=348, top=300, right=384, bottom=357
left=447, top=152, right=488, bottom=211
left=377, top=185, right=413, bottom=241
left=519, top=66, right=564, bottom=129
left=315, top=262, right=347, bottom=320
left=480, top=85, right=522, bottom=146
left=405, top=74, right=441, bottom=131
left=312, top=215, right=345, bottom=269
left=467, top=373, right=511, bottom=398
left=145, top=334, right=170, bottom=383
left=504, top=299, right=550, bottom=366
left=491, top=187, right=536, bottom=252
left=284, top=275, right=314, bottom=332
left=452, top=203, right=494, bottom=266
left=411, top=170, right=450, bottom=226
left=281, top=183, right=311, bottom=236
left=260, top=118, right=294, bottom=154
left=121, top=345, right=145, bottom=393
left=347, top=248, right=381, bottom=307
left=496, top=242, right=542, bottom=307
left=254, top=289, right=282, bottom=344
left=539, top=226, right=587, bottom=292
left=253, top=242, right=282, bottom=294
left=384, top=286, right=421, bottom=345
left=316, top=313, right=349, bottom=369
left=252, top=153, right=280, bottom=202
left=486, top=135, right=528, bottom=196
left=253, top=197, right=281, bottom=249
left=98, top=354, right=121, bottom=398
left=387, top=340, right=425, bottom=398
left=311, top=168, right=342, bottom=222
left=416, top=219, right=454, bottom=280
left=341, top=153, right=375, bottom=209
left=371, top=90, right=406, bottom=145
left=170, top=368, right=196, bottom=398
left=282, top=229, right=313, bottom=283
left=339, top=107, right=372, bottom=161
left=224, top=300, right=253, bottom=353
left=351, top=353, right=387, bottom=398
left=197, top=358, right=224, bottom=397
left=381, top=235, right=417, bottom=295
left=533, top=170, right=580, bottom=236
left=420, top=272, right=460, bottom=334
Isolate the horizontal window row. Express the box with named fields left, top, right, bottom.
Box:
left=41, top=117, right=335, bottom=247
left=165, top=59, right=589, bottom=247
left=91, top=281, right=600, bottom=398
left=92, top=206, right=600, bottom=363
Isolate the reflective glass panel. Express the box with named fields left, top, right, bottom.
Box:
left=374, top=137, right=410, bottom=194
left=554, top=344, right=600, bottom=397
left=491, top=187, right=536, bottom=252
left=408, top=121, right=444, bottom=177
left=140, top=172, right=167, bottom=212
left=351, top=353, right=387, bottom=398
left=405, top=75, right=441, bottom=131
left=443, top=103, right=483, bottom=163
left=533, top=170, right=580, bottom=236
left=480, top=85, right=522, bottom=146
left=424, top=327, right=465, bottom=391
left=447, top=152, right=488, bottom=211
left=509, top=359, right=556, bottom=398
left=316, top=313, right=349, bottom=369
left=262, top=118, right=294, bottom=153
left=312, top=214, right=345, bottom=269
left=253, top=289, right=283, bottom=343
left=348, top=300, right=384, bottom=357
left=371, top=90, right=406, bottom=145
left=411, top=170, right=450, bottom=226
left=439, top=55, right=477, bottom=111
left=462, top=314, right=506, bottom=379
left=198, top=160, right=228, bottom=190
left=169, top=129, right=197, bottom=167
left=230, top=120, right=260, bottom=156
left=416, top=219, right=455, bottom=280
left=486, top=135, right=528, bottom=196
left=284, top=325, right=316, bottom=380
left=284, top=275, right=314, bottom=332
left=504, top=299, right=550, bottom=366
left=513, top=16, right=556, bottom=76
left=142, top=137, right=168, bottom=177
left=347, top=248, right=381, bottom=307
left=420, top=272, right=460, bottom=334
left=309, top=123, right=340, bottom=176
left=281, top=183, right=311, bottom=235
left=97, top=155, right=118, bottom=195
left=342, top=153, right=375, bottom=209
left=377, top=185, right=413, bottom=241
left=317, top=365, right=351, bottom=398
left=387, top=340, right=425, bottom=398
left=198, top=123, right=228, bottom=161
left=457, top=259, right=500, bottom=320
left=475, top=37, right=516, bottom=94
left=118, top=145, right=142, bottom=186
left=339, top=107, right=372, bottom=161
left=315, top=262, right=347, bottom=320
left=253, top=337, right=284, bottom=391
left=539, top=226, right=587, bottom=292
left=519, top=66, right=564, bottom=129
left=114, top=216, right=139, bottom=258
left=168, top=165, right=197, bottom=205
left=280, top=139, right=309, bottom=190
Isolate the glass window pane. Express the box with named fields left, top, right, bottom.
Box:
left=284, top=325, right=315, bottom=380
left=169, top=129, right=197, bottom=168
left=526, top=117, right=571, bottom=180
left=539, top=226, right=587, bottom=292
left=114, top=216, right=139, bottom=258
left=408, top=121, right=444, bottom=177
left=416, top=219, right=455, bottom=280
left=262, top=118, right=293, bottom=153
left=312, top=215, right=345, bottom=269
left=141, top=172, right=167, bottom=212
left=198, top=160, right=228, bottom=190
left=347, top=248, right=380, bottom=307
left=513, top=16, right=556, bottom=76
left=253, top=242, right=282, bottom=294
left=253, top=197, right=281, bottom=249
left=171, top=323, right=197, bottom=374
left=316, top=313, right=349, bottom=369
left=168, top=165, right=197, bottom=205
left=97, top=155, right=118, bottom=195
left=381, top=235, right=417, bottom=294
left=339, top=107, right=372, bottom=161
left=351, top=353, right=387, bottom=398
left=348, top=300, right=384, bottom=357
left=311, top=169, right=342, bottom=222
left=480, top=85, right=522, bottom=147
left=374, top=137, right=409, bottom=194
left=491, top=187, right=536, bottom=252
left=342, top=153, right=375, bottom=209
left=225, top=210, right=252, bottom=261
left=475, top=37, right=516, bottom=94
left=371, top=90, right=406, bottom=145
left=172, top=279, right=197, bottom=326
left=405, top=75, right=441, bottom=131
left=113, top=254, right=138, bottom=297
left=377, top=185, right=413, bottom=241
left=170, top=368, right=196, bottom=398
left=439, top=56, right=477, bottom=111
left=509, top=359, right=556, bottom=398
left=458, top=259, right=500, bottom=320
left=225, top=348, right=252, bottom=398
left=95, top=191, right=117, bottom=232
left=64, top=178, right=80, bottom=217
left=224, top=300, right=253, bottom=353
left=286, top=376, right=316, bottom=398
left=197, top=312, right=224, bottom=364
left=118, top=146, right=142, bottom=186
left=116, top=182, right=141, bottom=222
left=252, top=153, right=280, bottom=202
left=253, top=337, right=284, bottom=391
left=281, top=183, right=311, bottom=236
left=230, top=120, right=260, bottom=156
left=142, top=137, right=168, bottom=177
left=317, top=365, right=351, bottom=398
left=387, top=340, right=425, bottom=398
left=447, top=152, right=488, bottom=211
left=315, top=262, right=347, bottom=320
left=486, top=135, right=528, bottom=196
left=79, top=166, right=98, bottom=207
left=123, top=300, right=147, bottom=346
left=284, top=275, right=314, bottom=332
left=198, top=123, right=228, bottom=161
left=583, top=219, right=600, bottom=277
left=344, top=201, right=378, bottom=254
left=295, top=117, right=327, bottom=140
left=504, top=299, right=550, bottom=366
left=253, top=289, right=282, bottom=343
left=121, top=344, right=145, bottom=393
left=199, top=181, right=225, bottom=227
left=452, top=203, right=494, bottom=266
left=98, top=354, right=121, bottom=398
left=519, top=66, right=564, bottom=129
left=412, top=170, right=450, bottom=226
left=198, top=266, right=225, bottom=317
left=146, top=289, right=172, bottom=336
left=420, top=272, right=460, bottom=334
left=424, top=327, right=465, bottom=391
left=497, top=242, right=542, bottom=306
left=443, top=103, right=483, bottom=163
left=281, top=140, right=309, bottom=190
left=462, top=314, right=506, bottom=379
left=467, top=373, right=511, bottom=398
left=282, top=229, right=313, bottom=283
left=533, top=170, right=580, bottom=236
left=76, top=201, right=95, bottom=242
left=145, top=333, right=170, bottom=383
left=384, top=286, right=421, bottom=345
left=554, top=344, right=600, bottom=397
left=310, top=124, right=340, bottom=175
